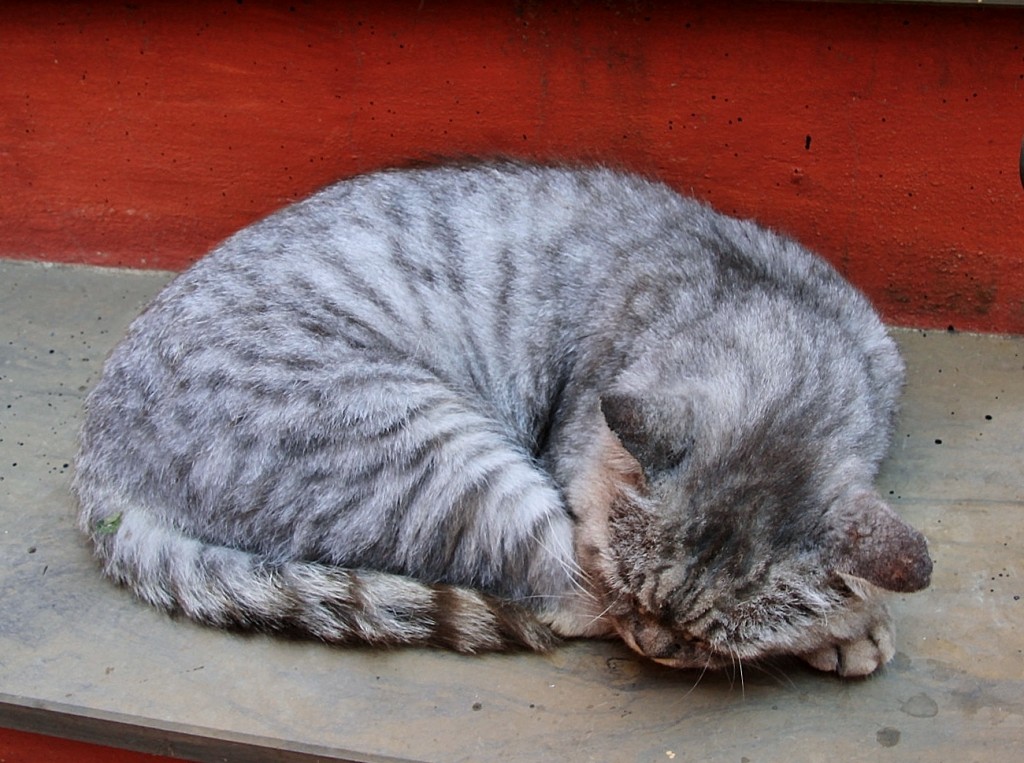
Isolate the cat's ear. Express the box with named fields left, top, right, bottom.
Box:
left=831, top=491, right=932, bottom=593
left=600, top=392, right=692, bottom=477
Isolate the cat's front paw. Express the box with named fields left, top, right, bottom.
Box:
left=800, top=619, right=895, bottom=677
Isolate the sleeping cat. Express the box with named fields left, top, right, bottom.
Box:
left=74, top=162, right=931, bottom=678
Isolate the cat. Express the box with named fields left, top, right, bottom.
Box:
left=74, top=161, right=931, bottom=678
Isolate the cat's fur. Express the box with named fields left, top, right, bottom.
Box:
left=74, top=162, right=931, bottom=677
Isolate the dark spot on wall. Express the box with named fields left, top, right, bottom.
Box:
left=804, top=134, right=812, bottom=150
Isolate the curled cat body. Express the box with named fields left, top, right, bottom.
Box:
left=74, top=162, right=931, bottom=678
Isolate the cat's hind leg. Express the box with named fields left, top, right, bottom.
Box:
left=77, top=355, right=578, bottom=652
left=269, top=370, right=582, bottom=611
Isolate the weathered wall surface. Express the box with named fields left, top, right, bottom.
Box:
left=2, top=1, right=1022, bottom=332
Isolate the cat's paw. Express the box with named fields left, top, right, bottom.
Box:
left=800, top=620, right=895, bottom=677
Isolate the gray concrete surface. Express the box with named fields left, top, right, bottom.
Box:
left=1, top=258, right=1021, bottom=762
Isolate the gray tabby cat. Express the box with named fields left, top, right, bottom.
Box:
left=74, top=162, right=931, bottom=678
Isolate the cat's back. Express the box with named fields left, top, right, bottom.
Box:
left=131, top=163, right=682, bottom=355
left=94, top=162, right=897, bottom=426
left=100, top=165, right=714, bottom=417
left=192, top=162, right=678, bottom=289
left=134, top=162, right=866, bottom=336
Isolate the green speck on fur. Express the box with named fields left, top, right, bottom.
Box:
left=94, top=513, right=123, bottom=536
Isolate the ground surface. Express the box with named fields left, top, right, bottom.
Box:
left=1, top=259, right=1021, bottom=762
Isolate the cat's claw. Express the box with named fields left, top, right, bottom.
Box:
left=800, top=622, right=895, bottom=677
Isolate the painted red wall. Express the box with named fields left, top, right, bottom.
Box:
left=1, top=1, right=1022, bottom=333
left=0, top=727, right=179, bottom=763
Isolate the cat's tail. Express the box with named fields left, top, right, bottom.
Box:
left=78, top=498, right=557, bottom=653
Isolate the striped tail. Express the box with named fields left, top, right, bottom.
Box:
left=79, top=501, right=557, bottom=653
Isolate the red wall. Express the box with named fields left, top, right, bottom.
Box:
left=1, top=0, right=1022, bottom=333
left=0, top=727, right=178, bottom=763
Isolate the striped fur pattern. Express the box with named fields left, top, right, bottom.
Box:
left=75, top=163, right=931, bottom=675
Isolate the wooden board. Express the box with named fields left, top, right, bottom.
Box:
left=0, top=258, right=1022, bottom=761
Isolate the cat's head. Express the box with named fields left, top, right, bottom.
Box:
left=576, top=387, right=931, bottom=673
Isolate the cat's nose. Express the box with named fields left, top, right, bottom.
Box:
left=631, top=624, right=702, bottom=661
left=634, top=631, right=678, bottom=659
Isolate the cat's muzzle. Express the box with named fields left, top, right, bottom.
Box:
left=615, top=613, right=726, bottom=670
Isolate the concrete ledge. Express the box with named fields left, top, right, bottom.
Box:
left=1, top=259, right=1022, bottom=762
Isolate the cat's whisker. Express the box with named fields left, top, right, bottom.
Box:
left=680, top=657, right=712, bottom=699
left=722, top=650, right=736, bottom=692
left=722, top=646, right=743, bottom=699
left=736, top=649, right=746, bottom=701
left=527, top=521, right=595, bottom=600
left=516, top=592, right=573, bottom=603
left=586, top=594, right=622, bottom=629
left=748, top=659, right=797, bottom=691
